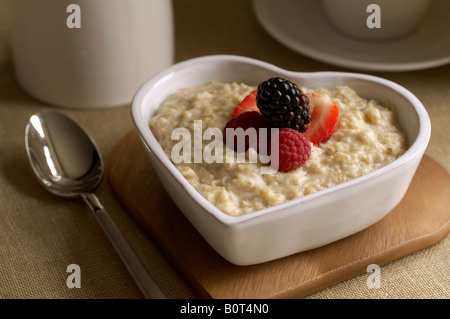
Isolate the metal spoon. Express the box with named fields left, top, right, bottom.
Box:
left=25, top=110, right=165, bottom=299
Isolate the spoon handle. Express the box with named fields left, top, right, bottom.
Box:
left=81, top=192, right=165, bottom=299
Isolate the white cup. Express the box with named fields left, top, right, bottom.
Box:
left=11, top=0, right=174, bottom=108
left=321, top=0, right=433, bottom=41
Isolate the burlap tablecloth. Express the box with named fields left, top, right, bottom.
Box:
left=0, top=0, right=448, bottom=299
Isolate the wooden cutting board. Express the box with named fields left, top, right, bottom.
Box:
left=108, top=131, right=450, bottom=299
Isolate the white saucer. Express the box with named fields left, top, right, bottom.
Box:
left=253, top=0, right=450, bottom=72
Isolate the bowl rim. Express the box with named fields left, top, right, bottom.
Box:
left=131, top=54, right=431, bottom=226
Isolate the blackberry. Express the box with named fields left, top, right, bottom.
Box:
left=256, top=77, right=311, bottom=133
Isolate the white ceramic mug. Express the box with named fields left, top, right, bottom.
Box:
left=11, top=0, right=174, bottom=108
left=321, top=0, right=433, bottom=41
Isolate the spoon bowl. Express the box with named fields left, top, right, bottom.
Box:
left=26, top=111, right=103, bottom=197
left=25, top=110, right=165, bottom=298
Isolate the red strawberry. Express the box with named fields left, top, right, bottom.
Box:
left=224, top=111, right=269, bottom=153
left=232, top=90, right=260, bottom=117
left=270, top=128, right=311, bottom=172
left=303, top=93, right=339, bottom=145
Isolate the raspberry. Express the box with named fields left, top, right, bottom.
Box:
left=270, top=128, right=311, bottom=172
left=223, top=111, right=269, bottom=153
left=256, top=77, right=312, bottom=133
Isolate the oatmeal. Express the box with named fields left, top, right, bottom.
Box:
left=149, top=81, right=407, bottom=216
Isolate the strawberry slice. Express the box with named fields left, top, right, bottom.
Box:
left=232, top=90, right=260, bottom=117
left=303, top=93, right=339, bottom=145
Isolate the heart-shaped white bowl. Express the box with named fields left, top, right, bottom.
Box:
left=131, top=55, right=430, bottom=265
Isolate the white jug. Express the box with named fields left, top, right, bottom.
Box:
left=11, top=0, right=174, bottom=108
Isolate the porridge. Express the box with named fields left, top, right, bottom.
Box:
left=149, top=81, right=407, bottom=216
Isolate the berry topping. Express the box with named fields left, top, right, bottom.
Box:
left=270, top=128, right=311, bottom=172
left=256, top=77, right=311, bottom=133
left=303, top=93, right=339, bottom=145
left=232, top=90, right=259, bottom=117
left=224, top=79, right=339, bottom=172
left=224, top=111, right=269, bottom=153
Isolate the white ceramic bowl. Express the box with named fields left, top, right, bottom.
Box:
left=131, top=55, right=430, bottom=265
